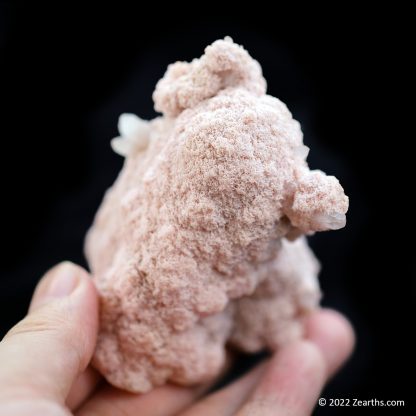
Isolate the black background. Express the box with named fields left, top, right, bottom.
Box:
left=0, top=3, right=412, bottom=414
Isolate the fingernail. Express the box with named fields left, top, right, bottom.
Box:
left=30, top=262, right=81, bottom=311
left=46, top=262, right=81, bottom=298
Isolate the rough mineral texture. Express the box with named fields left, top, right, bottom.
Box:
left=85, top=38, right=349, bottom=393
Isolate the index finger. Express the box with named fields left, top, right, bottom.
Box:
left=236, top=309, right=355, bottom=416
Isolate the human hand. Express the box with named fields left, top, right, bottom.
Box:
left=0, top=262, right=354, bottom=415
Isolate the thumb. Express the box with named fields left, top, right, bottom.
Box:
left=0, top=262, right=98, bottom=405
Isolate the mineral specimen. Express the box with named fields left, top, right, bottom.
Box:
left=85, top=37, right=348, bottom=392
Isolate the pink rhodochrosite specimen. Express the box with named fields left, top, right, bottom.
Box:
left=85, top=38, right=348, bottom=393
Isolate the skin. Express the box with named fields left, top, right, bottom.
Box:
left=0, top=262, right=354, bottom=415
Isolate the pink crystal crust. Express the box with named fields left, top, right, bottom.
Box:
left=85, top=38, right=348, bottom=392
